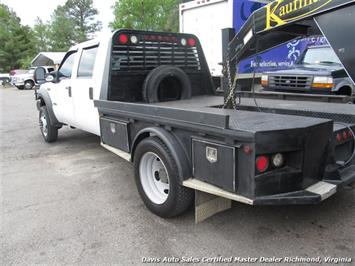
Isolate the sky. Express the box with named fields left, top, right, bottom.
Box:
left=0, top=0, right=116, bottom=32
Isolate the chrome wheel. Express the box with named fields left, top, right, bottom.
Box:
left=139, top=152, right=170, bottom=204
left=39, top=111, right=48, bottom=137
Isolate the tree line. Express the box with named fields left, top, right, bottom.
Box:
left=0, top=0, right=182, bottom=73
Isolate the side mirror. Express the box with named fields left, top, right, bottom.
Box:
left=34, top=67, right=46, bottom=85
left=45, top=75, right=54, bottom=82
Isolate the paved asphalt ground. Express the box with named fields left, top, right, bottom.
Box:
left=1, top=86, right=354, bottom=265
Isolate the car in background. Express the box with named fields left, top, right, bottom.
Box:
left=261, top=45, right=354, bottom=96
left=0, top=73, right=10, bottom=85
left=9, top=69, right=26, bottom=84
left=9, top=69, right=27, bottom=76
left=12, top=66, right=55, bottom=90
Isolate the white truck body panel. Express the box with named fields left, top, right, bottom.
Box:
left=179, top=0, right=233, bottom=77
left=44, top=34, right=112, bottom=136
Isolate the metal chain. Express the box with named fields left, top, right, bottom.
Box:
left=223, top=54, right=238, bottom=109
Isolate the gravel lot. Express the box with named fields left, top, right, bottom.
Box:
left=1, top=86, right=354, bottom=265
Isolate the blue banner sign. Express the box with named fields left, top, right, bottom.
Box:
left=233, top=0, right=264, bottom=32
left=238, top=36, right=328, bottom=74
left=233, top=1, right=328, bottom=74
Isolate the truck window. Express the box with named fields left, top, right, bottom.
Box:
left=77, top=46, right=98, bottom=78
left=59, top=52, right=77, bottom=78
left=302, top=47, right=341, bottom=65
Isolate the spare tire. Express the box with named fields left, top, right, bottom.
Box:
left=142, top=66, right=192, bottom=103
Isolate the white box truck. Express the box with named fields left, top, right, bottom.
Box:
left=179, top=0, right=270, bottom=80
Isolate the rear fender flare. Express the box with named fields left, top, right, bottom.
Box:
left=131, top=127, right=191, bottom=183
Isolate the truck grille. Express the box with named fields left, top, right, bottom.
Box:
left=269, top=75, right=312, bottom=90
left=111, top=41, right=201, bottom=72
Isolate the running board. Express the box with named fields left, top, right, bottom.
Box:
left=183, top=178, right=253, bottom=223
left=101, top=142, right=131, bottom=162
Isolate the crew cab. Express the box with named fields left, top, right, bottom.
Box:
left=12, top=66, right=54, bottom=90
left=34, top=26, right=355, bottom=221
left=261, top=45, right=355, bottom=96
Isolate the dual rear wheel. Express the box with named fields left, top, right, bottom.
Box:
left=134, top=137, right=193, bottom=217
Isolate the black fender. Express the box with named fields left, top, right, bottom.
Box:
left=36, top=88, right=62, bottom=127
left=131, top=127, right=191, bottom=183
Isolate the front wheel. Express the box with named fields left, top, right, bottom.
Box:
left=24, top=80, right=34, bottom=90
left=134, top=137, right=193, bottom=218
left=39, top=106, right=58, bottom=143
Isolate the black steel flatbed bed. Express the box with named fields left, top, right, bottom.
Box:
left=151, top=95, right=355, bottom=126
left=96, top=95, right=336, bottom=135
left=96, top=95, right=355, bottom=208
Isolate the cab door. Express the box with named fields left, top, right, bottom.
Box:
left=71, top=45, right=100, bottom=135
left=51, top=51, right=78, bottom=126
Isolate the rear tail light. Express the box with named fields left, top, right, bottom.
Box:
left=181, top=38, right=187, bottom=46
left=256, top=155, right=269, bottom=173
left=256, top=153, right=286, bottom=174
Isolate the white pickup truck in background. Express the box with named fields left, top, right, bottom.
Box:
left=12, top=66, right=54, bottom=90
left=0, top=73, right=10, bottom=85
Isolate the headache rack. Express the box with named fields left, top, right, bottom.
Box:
left=111, top=31, right=201, bottom=73
left=108, top=30, right=214, bottom=102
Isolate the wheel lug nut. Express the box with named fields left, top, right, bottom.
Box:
left=154, top=171, right=160, bottom=181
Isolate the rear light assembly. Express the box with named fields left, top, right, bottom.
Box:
left=256, top=153, right=285, bottom=174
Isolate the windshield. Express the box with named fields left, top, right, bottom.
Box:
left=301, top=47, right=341, bottom=65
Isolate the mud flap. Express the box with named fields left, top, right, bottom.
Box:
left=195, top=190, right=231, bottom=223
